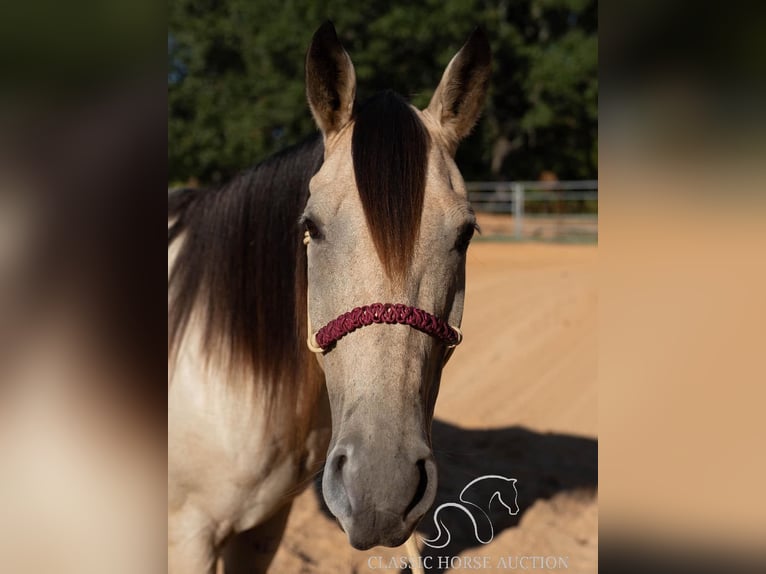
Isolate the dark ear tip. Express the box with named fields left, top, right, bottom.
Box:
left=465, top=25, right=491, bottom=63
left=470, top=25, right=489, bottom=46
left=313, top=20, right=338, bottom=43
left=308, top=20, right=345, bottom=60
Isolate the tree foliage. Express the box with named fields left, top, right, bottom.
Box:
left=169, top=0, right=597, bottom=184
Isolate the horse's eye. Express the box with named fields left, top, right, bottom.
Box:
left=455, top=223, right=476, bottom=253
left=303, top=218, right=321, bottom=240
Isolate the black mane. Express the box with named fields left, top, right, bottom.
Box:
left=168, top=134, right=323, bottom=398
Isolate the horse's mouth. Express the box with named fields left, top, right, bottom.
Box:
left=344, top=519, right=412, bottom=550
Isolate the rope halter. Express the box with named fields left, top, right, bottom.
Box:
left=307, top=303, right=463, bottom=353
left=304, top=231, right=464, bottom=360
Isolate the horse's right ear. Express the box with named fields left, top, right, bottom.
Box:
left=305, top=21, right=356, bottom=138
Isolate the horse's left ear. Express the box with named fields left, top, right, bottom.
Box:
left=305, top=21, right=356, bottom=139
left=425, top=27, right=491, bottom=154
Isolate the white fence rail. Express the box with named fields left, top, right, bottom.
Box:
left=465, top=180, right=598, bottom=241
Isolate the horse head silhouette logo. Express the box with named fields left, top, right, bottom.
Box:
left=421, top=475, right=519, bottom=549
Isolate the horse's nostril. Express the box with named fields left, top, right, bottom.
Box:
left=323, top=448, right=353, bottom=517
left=404, top=459, right=429, bottom=518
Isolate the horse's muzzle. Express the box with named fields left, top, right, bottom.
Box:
left=322, top=439, right=438, bottom=549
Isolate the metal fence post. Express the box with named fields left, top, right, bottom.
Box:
left=512, top=183, right=524, bottom=240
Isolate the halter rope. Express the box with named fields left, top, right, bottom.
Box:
left=303, top=231, right=463, bottom=359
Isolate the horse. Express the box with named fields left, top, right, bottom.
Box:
left=168, top=21, right=491, bottom=574
left=422, top=475, right=519, bottom=549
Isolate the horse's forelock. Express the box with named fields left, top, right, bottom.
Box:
left=351, top=91, right=430, bottom=281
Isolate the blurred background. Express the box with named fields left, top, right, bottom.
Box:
left=0, top=0, right=763, bottom=573
left=169, top=0, right=597, bottom=185
left=169, top=0, right=598, bottom=243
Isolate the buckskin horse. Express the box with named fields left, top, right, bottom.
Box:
left=168, top=21, right=491, bottom=573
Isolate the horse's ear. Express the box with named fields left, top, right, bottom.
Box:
left=305, top=21, right=356, bottom=138
left=425, top=27, right=491, bottom=154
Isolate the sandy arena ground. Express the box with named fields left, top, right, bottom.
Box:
left=270, top=242, right=598, bottom=573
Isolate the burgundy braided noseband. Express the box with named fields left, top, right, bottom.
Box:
left=311, top=303, right=462, bottom=352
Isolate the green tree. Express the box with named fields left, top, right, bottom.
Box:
left=169, top=0, right=597, bottom=184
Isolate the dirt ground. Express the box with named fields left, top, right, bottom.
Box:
left=270, top=242, right=598, bottom=573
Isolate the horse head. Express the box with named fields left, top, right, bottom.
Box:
left=302, top=22, right=490, bottom=550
